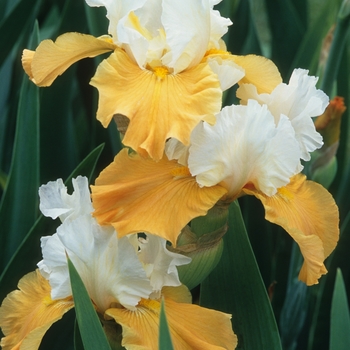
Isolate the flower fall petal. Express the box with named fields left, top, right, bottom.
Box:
left=243, top=174, right=339, bottom=285
left=22, top=32, right=116, bottom=86
left=105, top=297, right=237, bottom=350
left=90, top=48, right=222, bottom=160
left=0, top=270, right=74, bottom=350
left=91, top=149, right=227, bottom=245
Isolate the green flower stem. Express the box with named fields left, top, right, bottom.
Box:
left=320, top=0, right=350, bottom=96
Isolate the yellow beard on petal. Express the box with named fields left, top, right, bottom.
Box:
left=152, top=65, right=171, bottom=79
left=277, top=186, right=295, bottom=201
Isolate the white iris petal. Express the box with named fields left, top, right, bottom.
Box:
left=86, top=0, right=231, bottom=72
left=85, top=0, right=147, bottom=43
left=165, top=138, right=190, bottom=165
left=39, top=176, right=92, bottom=222
left=207, top=58, right=245, bottom=91
left=161, top=0, right=211, bottom=72
left=188, top=100, right=301, bottom=197
left=237, top=68, right=328, bottom=161
left=138, top=234, right=191, bottom=294
left=38, top=177, right=153, bottom=312
left=209, top=8, right=232, bottom=48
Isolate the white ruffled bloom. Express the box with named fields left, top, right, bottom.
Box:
left=237, top=68, right=328, bottom=161
left=167, top=100, right=302, bottom=198
left=188, top=100, right=301, bottom=197
left=38, top=177, right=190, bottom=312
left=85, top=0, right=238, bottom=81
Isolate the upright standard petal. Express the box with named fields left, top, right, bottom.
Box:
left=243, top=174, right=339, bottom=285
left=188, top=100, right=301, bottom=199
left=22, top=33, right=116, bottom=86
left=39, top=176, right=93, bottom=222
left=0, top=270, right=74, bottom=350
left=90, top=48, right=221, bottom=160
left=105, top=296, right=237, bottom=349
left=209, top=7, right=232, bottom=49
left=138, top=235, right=192, bottom=293
left=85, top=0, right=147, bottom=41
left=237, top=68, right=328, bottom=160
left=91, top=149, right=227, bottom=245
left=161, top=0, right=211, bottom=72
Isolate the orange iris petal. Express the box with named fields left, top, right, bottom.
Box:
left=243, top=174, right=339, bottom=285
left=0, top=270, right=74, bottom=350
left=22, top=32, right=116, bottom=86
left=91, top=149, right=227, bottom=245
left=90, top=48, right=222, bottom=160
left=231, top=54, right=282, bottom=93
left=105, top=296, right=237, bottom=350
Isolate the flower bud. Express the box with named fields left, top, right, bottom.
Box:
left=170, top=205, right=229, bottom=290
left=308, top=96, right=346, bottom=188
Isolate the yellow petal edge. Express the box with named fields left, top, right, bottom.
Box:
left=0, top=270, right=74, bottom=350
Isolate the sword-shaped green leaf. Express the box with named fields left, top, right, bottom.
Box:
left=67, top=256, right=111, bottom=350
left=200, top=201, right=282, bottom=350
left=159, top=299, right=174, bottom=350
left=330, top=269, right=350, bottom=350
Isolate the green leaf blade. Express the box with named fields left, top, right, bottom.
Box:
left=330, top=268, right=350, bottom=350
left=159, top=299, right=174, bottom=350
left=0, top=144, right=104, bottom=303
left=67, top=256, right=111, bottom=350
left=200, top=201, right=282, bottom=350
left=0, top=22, right=40, bottom=270
left=0, top=0, right=41, bottom=66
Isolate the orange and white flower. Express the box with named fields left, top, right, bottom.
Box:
left=22, top=0, right=281, bottom=160
left=91, top=96, right=339, bottom=286
left=0, top=177, right=237, bottom=349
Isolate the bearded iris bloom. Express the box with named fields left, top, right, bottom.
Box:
left=91, top=70, right=339, bottom=286
left=22, top=0, right=282, bottom=160
left=0, top=177, right=237, bottom=349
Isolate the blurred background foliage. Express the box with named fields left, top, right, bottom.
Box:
left=0, top=0, right=349, bottom=349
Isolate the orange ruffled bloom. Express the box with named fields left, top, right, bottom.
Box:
left=0, top=270, right=74, bottom=350
left=91, top=151, right=339, bottom=286
left=0, top=271, right=237, bottom=350
left=22, top=28, right=281, bottom=160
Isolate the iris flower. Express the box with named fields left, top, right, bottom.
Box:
left=91, top=70, right=339, bottom=286
left=22, top=0, right=282, bottom=160
left=0, top=177, right=237, bottom=349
